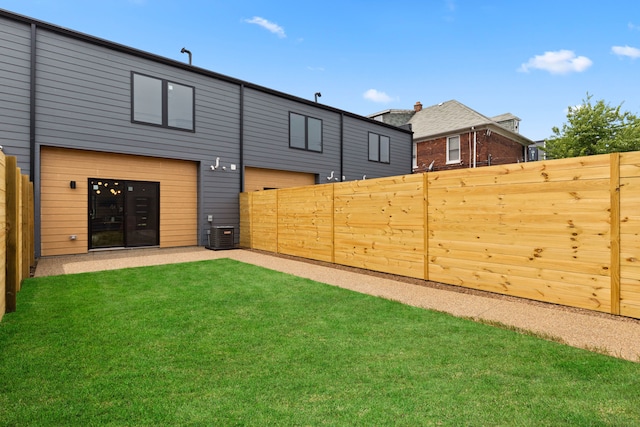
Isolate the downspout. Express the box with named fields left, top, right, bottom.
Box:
left=472, top=127, right=477, bottom=168
left=239, top=83, right=244, bottom=192
left=30, top=23, right=37, bottom=181
left=468, top=132, right=472, bottom=168
left=340, top=113, right=344, bottom=181
left=30, top=23, right=40, bottom=258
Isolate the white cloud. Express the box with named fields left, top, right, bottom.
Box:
left=629, top=22, right=640, bottom=31
left=306, top=66, right=325, bottom=72
left=244, top=17, right=286, bottom=38
left=519, top=50, right=592, bottom=74
left=612, top=45, right=640, bottom=59
left=363, top=89, right=393, bottom=103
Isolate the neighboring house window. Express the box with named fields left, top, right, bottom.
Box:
left=132, top=72, right=195, bottom=131
left=447, top=135, right=460, bottom=164
left=289, top=112, right=322, bottom=152
left=369, top=132, right=390, bottom=163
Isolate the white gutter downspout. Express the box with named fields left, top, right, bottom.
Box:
left=468, top=132, right=472, bottom=168
left=472, top=127, right=477, bottom=168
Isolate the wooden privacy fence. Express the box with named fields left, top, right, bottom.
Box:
left=240, top=151, right=640, bottom=319
left=0, top=151, right=35, bottom=321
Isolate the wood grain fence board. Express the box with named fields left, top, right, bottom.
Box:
left=423, top=172, right=429, bottom=281
left=428, top=162, right=611, bottom=307
left=619, top=156, right=640, bottom=318
left=619, top=279, right=640, bottom=318
left=428, top=155, right=611, bottom=187
left=21, top=174, right=30, bottom=285
left=239, top=152, right=640, bottom=318
left=610, top=153, right=621, bottom=314
left=429, top=263, right=611, bottom=313
left=277, top=184, right=334, bottom=263
left=5, top=156, right=19, bottom=313
left=0, top=152, right=5, bottom=320
left=333, top=249, right=425, bottom=279
left=428, top=250, right=610, bottom=290
left=250, top=190, right=278, bottom=252
left=333, top=174, right=425, bottom=278
left=429, top=245, right=609, bottom=282
left=620, top=285, right=640, bottom=302
left=27, top=180, right=35, bottom=268
left=619, top=151, right=640, bottom=178
left=16, top=171, right=23, bottom=292
left=239, top=192, right=252, bottom=248
left=428, top=166, right=612, bottom=187
left=429, top=229, right=609, bottom=254
left=429, top=180, right=611, bottom=200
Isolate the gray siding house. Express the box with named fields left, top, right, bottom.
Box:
left=0, top=9, right=413, bottom=257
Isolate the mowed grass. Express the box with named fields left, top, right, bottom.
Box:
left=1, top=259, right=639, bottom=426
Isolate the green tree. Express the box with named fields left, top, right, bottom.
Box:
left=544, top=94, right=640, bottom=159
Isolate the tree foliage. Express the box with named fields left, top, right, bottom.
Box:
left=544, top=94, right=640, bottom=159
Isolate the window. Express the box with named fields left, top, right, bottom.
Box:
left=447, top=135, right=460, bottom=163
left=289, top=112, right=322, bottom=152
left=368, top=132, right=390, bottom=163
left=132, top=72, right=194, bottom=131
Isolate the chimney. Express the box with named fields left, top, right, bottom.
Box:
left=414, top=101, right=423, bottom=112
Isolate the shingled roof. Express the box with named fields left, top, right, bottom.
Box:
left=407, top=100, right=534, bottom=146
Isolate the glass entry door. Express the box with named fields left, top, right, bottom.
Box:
left=124, top=180, right=159, bottom=247
left=89, top=178, right=159, bottom=249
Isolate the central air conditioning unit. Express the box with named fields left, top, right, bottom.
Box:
left=208, top=226, right=235, bottom=250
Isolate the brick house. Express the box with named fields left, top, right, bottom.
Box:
left=370, top=100, right=536, bottom=172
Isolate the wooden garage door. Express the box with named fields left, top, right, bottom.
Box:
left=40, top=147, right=197, bottom=256
left=244, top=166, right=316, bottom=192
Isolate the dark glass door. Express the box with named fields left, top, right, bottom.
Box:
left=89, top=179, right=159, bottom=249
left=124, top=181, right=159, bottom=247
left=89, top=179, right=125, bottom=249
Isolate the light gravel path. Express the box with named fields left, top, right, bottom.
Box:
left=34, top=246, right=640, bottom=362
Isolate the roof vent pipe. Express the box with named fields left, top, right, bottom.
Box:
left=180, top=47, right=192, bottom=65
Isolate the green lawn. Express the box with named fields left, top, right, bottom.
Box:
left=1, top=259, right=639, bottom=426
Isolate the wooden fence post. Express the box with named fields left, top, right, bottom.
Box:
left=28, top=180, right=35, bottom=268
left=22, top=174, right=31, bottom=283
left=424, top=172, right=429, bottom=281
left=5, top=156, right=20, bottom=313
left=0, top=152, right=5, bottom=319
left=610, top=153, right=621, bottom=315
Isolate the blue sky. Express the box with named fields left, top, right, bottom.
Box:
left=2, top=0, right=640, bottom=141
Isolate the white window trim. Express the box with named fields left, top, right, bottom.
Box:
left=412, top=142, right=417, bottom=169
left=446, top=135, right=461, bottom=164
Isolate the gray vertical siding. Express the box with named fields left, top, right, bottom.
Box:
left=0, top=9, right=412, bottom=254
left=0, top=16, right=31, bottom=172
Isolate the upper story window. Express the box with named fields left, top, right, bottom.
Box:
left=289, top=112, right=322, bottom=152
left=132, top=72, right=195, bottom=131
left=368, top=132, right=390, bottom=163
left=447, top=135, right=460, bottom=164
